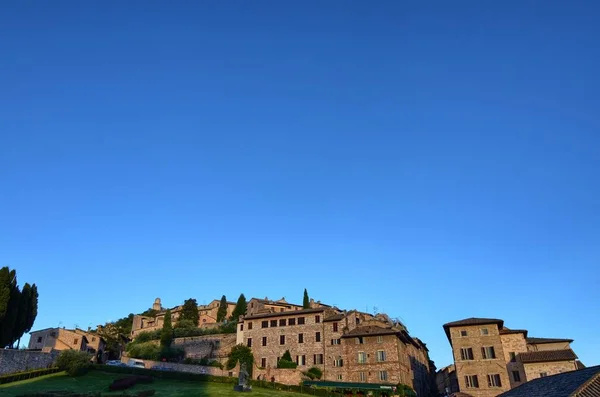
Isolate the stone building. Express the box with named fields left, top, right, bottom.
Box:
left=28, top=327, right=105, bottom=359
left=131, top=297, right=237, bottom=337
left=436, top=364, right=459, bottom=396
left=238, top=304, right=434, bottom=395
left=442, top=318, right=581, bottom=397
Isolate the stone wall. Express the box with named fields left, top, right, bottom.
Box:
left=119, top=357, right=229, bottom=376
left=523, top=361, right=577, bottom=381
left=254, top=367, right=302, bottom=385
left=499, top=333, right=527, bottom=389
left=0, top=350, right=59, bottom=375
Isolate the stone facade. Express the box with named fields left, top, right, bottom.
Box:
left=442, top=318, right=580, bottom=397
left=28, top=328, right=90, bottom=352
left=436, top=364, right=459, bottom=395
left=0, top=349, right=59, bottom=375
left=131, top=298, right=237, bottom=338
left=522, top=361, right=578, bottom=382
left=239, top=307, right=434, bottom=394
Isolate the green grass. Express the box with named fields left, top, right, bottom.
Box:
left=1, top=370, right=308, bottom=397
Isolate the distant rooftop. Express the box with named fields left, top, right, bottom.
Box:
left=519, top=349, right=578, bottom=364
left=526, top=336, right=574, bottom=344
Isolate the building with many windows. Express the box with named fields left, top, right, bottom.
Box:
left=238, top=304, right=435, bottom=396
left=442, top=318, right=582, bottom=397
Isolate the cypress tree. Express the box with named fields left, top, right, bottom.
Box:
left=217, top=295, right=228, bottom=323
left=230, top=294, right=247, bottom=321
left=160, top=309, right=173, bottom=348
left=303, top=288, right=310, bottom=309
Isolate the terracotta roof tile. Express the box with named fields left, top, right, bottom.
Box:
left=519, top=349, right=578, bottom=363
left=341, top=326, right=399, bottom=338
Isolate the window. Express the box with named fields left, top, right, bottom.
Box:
left=314, top=354, right=323, bottom=365
left=331, top=339, right=340, bottom=345
left=270, top=320, right=277, bottom=327
left=261, top=358, right=267, bottom=368
left=509, top=352, right=516, bottom=362
left=482, top=346, right=496, bottom=359
left=379, top=371, right=388, bottom=382
left=299, top=333, right=304, bottom=343
left=512, top=371, right=521, bottom=382
left=377, top=335, right=383, bottom=343
left=356, top=317, right=360, bottom=325
left=356, top=336, right=364, bottom=344
left=480, top=328, right=489, bottom=335
left=540, top=372, right=548, bottom=378
left=240, top=324, right=244, bottom=331
left=289, top=318, right=296, bottom=326
left=91, top=337, right=95, bottom=342
left=315, top=315, right=321, bottom=323
left=460, top=348, right=474, bottom=360
left=298, top=355, right=306, bottom=366
left=333, top=322, right=338, bottom=332
left=460, top=330, right=468, bottom=337
left=73, top=339, right=78, bottom=345
left=359, top=372, right=367, bottom=382
left=298, top=317, right=305, bottom=325
left=280, top=335, right=285, bottom=345
left=334, top=358, right=344, bottom=367
left=465, top=375, right=479, bottom=388
left=280, top=308, right=284, bottom=312
left=50, top=332, right=56, bottom=337
left=358, top=352, right=367, bottom=364
left=337, top=375, right=343, bottom=381
left=247, top=338, right=252, bottom=347
left=248, top=322, right=253, bottom=330
left=376, top=350, right=386, bottom=362
left=316, top=332, right=321, bottom=342
left=262, top=336, right=267, bottom=346
left=262, top=321, right=268, bottom=328
left=37, top=337, right=42, bottom=343
left=487, top=374, right=502, bottom=387
left=279, top=319, right=286, bottom=326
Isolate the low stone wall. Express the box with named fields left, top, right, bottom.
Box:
left=0, top=349, right=59, bottom=375
left=119, top=357, right=231, bottom=376
left=254, top=368, right=302, bottom=385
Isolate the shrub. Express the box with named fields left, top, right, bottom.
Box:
left=302, top=366, right=322, bottom=380
left=56, top=350, right=92, bottom=377
left=174, top=319, right=196, bottom=329
left=277, top=359, right=297, bottom=369
left=134, top=331, right=158, bottom=343
left=127, top=342, right=161, bottom=360
left=210, top=360, right=224, bottom=369
left=159, top=346, right=185, bottom=362
left=109, top=376, right=138, bottom=391
left=138, top=390, right=156, bottom=397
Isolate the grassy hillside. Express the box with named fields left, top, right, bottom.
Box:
left=1, top=370, right=306, bottom=397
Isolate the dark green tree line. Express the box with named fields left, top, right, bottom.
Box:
left=0, top=266, right=39, bottom=348
left=180, top=298, right=199, bottom=326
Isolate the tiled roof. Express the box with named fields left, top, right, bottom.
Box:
left=323, top=314, right=345, bottom=322
left=526, top=337, right=574, bottom=344
left=242, top=307, right=326, bottom=320
left=443, top=318, right=504, bottom=342
left=443, top=317, right=504, bottom=328
left=498, top=365, right=600, bottom=397
left=519, top=349, right=578, bottom=363
left=499, top=328, right=528, bottom=337
left=341, top=326, right=399, bottom=338
left=450, top=392, right=474, bottom=397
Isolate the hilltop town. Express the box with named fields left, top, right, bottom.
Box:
left=19, top=290, right=594, bottom=397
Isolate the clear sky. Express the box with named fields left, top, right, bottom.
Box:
left=1, top=1, right=599, bottom=368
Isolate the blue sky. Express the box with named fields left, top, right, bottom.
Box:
left=1, top=1, right=599, bottom=368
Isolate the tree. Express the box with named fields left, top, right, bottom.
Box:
left=160, top=309, right=173, bottom=348
left=303, top=288, right=310, bottom=309
left=0, top=267, right=37, bottom=348
left=281, top=350, right=293, bottom=362
left=230, top=294, right=247, bottom=321
left=226, top=344, right=254, bottom=376
left=180, top=298, right=199, bottom=326
left=217, top=295, right=228, bottom=323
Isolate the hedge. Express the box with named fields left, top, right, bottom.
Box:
left=93, top=366, right=339, bottom=397
left=0, top=368, right=62, bottom=385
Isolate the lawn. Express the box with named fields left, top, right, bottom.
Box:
left=1, top=370, right=308, bottom=397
